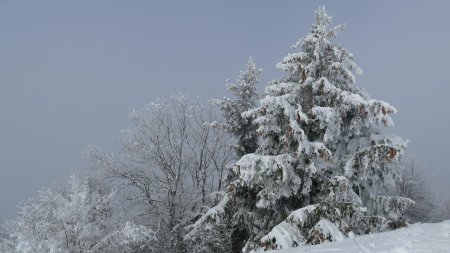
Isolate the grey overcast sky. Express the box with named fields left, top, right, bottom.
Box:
left=1, top=1, right=449, bottom=219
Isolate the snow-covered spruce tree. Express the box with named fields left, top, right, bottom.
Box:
left=211, top=57, right=261, bottom=158
left=184, top=192, right=233, bottom=253
left=193, top=6, right=412, bottom=252
left=184, top=59, right=261, bottom=253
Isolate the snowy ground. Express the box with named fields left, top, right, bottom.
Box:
left=268, top=220, right=450, bottom=253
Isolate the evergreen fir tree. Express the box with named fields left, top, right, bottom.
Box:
left=189, top=6, right=413, bottom=253
left=185, top=58, right=261, bottom=252
left=211, top=57, right=261, bottom=158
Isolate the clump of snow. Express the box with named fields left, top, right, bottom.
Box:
left=257, top=205, right=318, bottom=250
left=233, top=154, right=302, bottom=208
left=308, top=218, right=346, bottom=243
left=184, top=193, right=230, bottom=240
left=259, top=221, right=304, bottom=250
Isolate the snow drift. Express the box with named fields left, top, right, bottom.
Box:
left=265, top=220, right=450, bottom=253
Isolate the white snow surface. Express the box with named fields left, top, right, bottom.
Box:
left=266, top=220, right=450, bottom=253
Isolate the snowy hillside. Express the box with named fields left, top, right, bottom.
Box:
left=268, top=220, right=450, bottom=253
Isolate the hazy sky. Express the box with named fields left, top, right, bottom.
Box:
left=1, top=1, right=449, bottom=220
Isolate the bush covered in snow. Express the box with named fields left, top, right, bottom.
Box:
left=7, top=176, right=156, bottom=253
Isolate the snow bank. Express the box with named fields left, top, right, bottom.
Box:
left=267, top=220, right=450, bottom=253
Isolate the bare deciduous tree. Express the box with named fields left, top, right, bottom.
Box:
left=443, top=199, right=450, bottom=220
left=9, top=175, right=156, bottom=253
left=432, top=197, right=450, bottom=222
left=187, top=104, right=234, bottom=205
left=86, top=94, right=234, bottom=252
left=395, top=158, right=435, bottom=223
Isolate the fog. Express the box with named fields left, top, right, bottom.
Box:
left=1, top=0, right=449, bottom=219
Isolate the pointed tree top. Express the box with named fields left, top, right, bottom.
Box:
left=315, top=5, right=331, bottom=29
